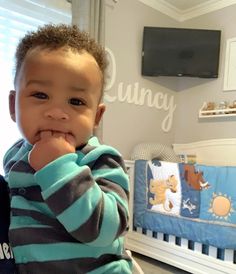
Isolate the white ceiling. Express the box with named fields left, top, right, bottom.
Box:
left=139, top=0, right=236, bottom=21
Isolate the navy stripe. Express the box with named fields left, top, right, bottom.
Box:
left=11, top=160, right=35, bottom=173
left=16, top=254, right=129, bottom=274
left=15, top=139, right=25, bottom=148
left=3, top=139, right=26, bottom=171
left=115, top=202, right=129, bottom=238
left=10, top=227, right=77, bottom=246
left=11, top=208, right=63, bottom=229
left=97, top=178, right=129, bottom=200
left=11, top=185, right=43, bottom=202
left=92, top=154, right=125, bottom=170
left=45, top=170, right=94, bottom=215
left=71, top=195, right=104, bottom=242
left=80, top=144, right=96, bottom=155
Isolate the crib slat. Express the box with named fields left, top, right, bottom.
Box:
left=181, top=238, right=188, bottom=249
left=208, top=246, right=217, bottom=258
left=136, top=227, right=142, bottom=234
left=224, top=249, right=234, bottom=263
left=146, top=230, right=152, bottom=238
left=158, top=232, right=164, bottom=241
left=194, top=242, right=202, bottom=253
left=168, top=235, right=175, bottom=244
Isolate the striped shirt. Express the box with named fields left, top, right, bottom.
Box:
left=4, top=137, right=132, bottom=274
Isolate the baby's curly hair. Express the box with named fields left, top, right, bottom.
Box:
left=14, top=24, right=108, bottom=88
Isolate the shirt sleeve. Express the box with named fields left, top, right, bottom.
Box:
left=34, top=144, right=130, bottom=247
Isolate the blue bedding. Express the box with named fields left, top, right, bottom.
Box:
left=134, top=160, right=236, bottom=249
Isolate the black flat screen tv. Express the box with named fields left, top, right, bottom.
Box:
left=142, top=27, right=221, bottom=78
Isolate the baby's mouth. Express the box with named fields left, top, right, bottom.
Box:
left=38, top=130, right=76, bottom=146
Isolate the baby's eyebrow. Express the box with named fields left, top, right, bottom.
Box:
left=26, top=80, right=87, bottom=92
left=69, top=85, right=86, bottom=92
left=26, top=79, right=51, bottom=87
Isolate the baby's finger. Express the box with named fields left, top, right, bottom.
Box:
left=40, top=130, right=52, bottom=140
left=65, top=133, right=76, bottom=147
left=53, top=131, right=66, bottom=139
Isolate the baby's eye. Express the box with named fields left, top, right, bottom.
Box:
left=32, top=92, right=48, bottom=100
left=69, top=98, right=85, bottom=106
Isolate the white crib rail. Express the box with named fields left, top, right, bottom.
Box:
left=126, top=227, right=236, bottom=274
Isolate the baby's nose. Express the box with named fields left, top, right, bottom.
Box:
left=44, top=108, right=69, bottom=120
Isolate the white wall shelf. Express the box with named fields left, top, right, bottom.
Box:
left=199, top=102, right=236, bottom=118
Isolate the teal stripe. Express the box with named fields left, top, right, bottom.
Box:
left=7, top=144, right=29, bottom=163
left=13, top=240, right=121, bottom=263
left=8, top=171, right=36, bottom=188
left=75, top=150, right=85, bottom=164
left=41, top=169, right=85, bottom=200
left=87, top=193, right=119, bottom=246
left=92, top=168, right=129, bottom=191
left=89, top=259, right=132, bottom=274
left=4, top=140, right=32, bottom=174
left=12, top=196, right=54, bottom=217
left=35, top=153, right=81, bottom=191
left=11, top=217, right=50, bottom=229
left=87, top=136, right=100, bottom=146
left=57, top=183, right=102, bottom=231
left=107, top=191, right=129, bottom=216
left=3, top=145, right=19, bottom=164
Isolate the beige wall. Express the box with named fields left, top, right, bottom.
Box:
left=103, top=0, right=179, bottom=159
left=175, top=6, right=236, bottom=142
left=103, top=0, right=236, bottom=159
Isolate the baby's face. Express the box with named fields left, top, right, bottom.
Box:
left=9, top=47, right=105, bottom=147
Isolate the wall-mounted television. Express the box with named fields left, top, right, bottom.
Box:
left=141, top=27, right=221, bottom=78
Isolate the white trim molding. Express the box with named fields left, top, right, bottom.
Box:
left=223, top=37, right=236, bottom=91
left=138, top=0, right=236, bottom=21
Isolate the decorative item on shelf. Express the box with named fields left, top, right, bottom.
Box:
left=217, top=101, right=229, bottom=114
left=229, top=100, right=236, bottom=114
left=178, top=154, right=196, bottom=164
left=202, top=102, right=216, bottom=115
left=199, top=100, right=236, bottom=118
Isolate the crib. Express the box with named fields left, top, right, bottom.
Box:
left=125, top=139, right=236, bottom=274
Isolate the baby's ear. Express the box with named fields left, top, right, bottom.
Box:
left=94, top=103, right=106, bottom=127
left=9, top=90, right=16, bottom=122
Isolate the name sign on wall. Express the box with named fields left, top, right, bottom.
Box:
left=104, top=48, right=177, bottom=132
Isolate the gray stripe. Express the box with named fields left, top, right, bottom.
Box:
left=12, top=208, right=63, bottom=229
left=11, top=160, right=35, bottom=173
left=80, top=144, right=96, bottom=155
left=16, top=254, right=129, bottom=274
left=12, top=139, right=24, bottom=149
left=71, top=196, right=104, bottom=242
left=10, top=227, right=76, bottom=246
left=45, top=169, right=94, bottom=215
left=4, top=139, right=25, bottom=171
left=97, top=178, right=129, bottom=201
left=92, top=154, right=124, bottom=170
left=11, top=185, right=43, bottom=201
left=115, top=202, right=129, bottom=238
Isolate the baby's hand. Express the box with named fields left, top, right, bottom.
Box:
left=28, top=131, right=76, bottom=171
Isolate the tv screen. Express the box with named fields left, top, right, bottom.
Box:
left=142, top=27, right=221, bottom=78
